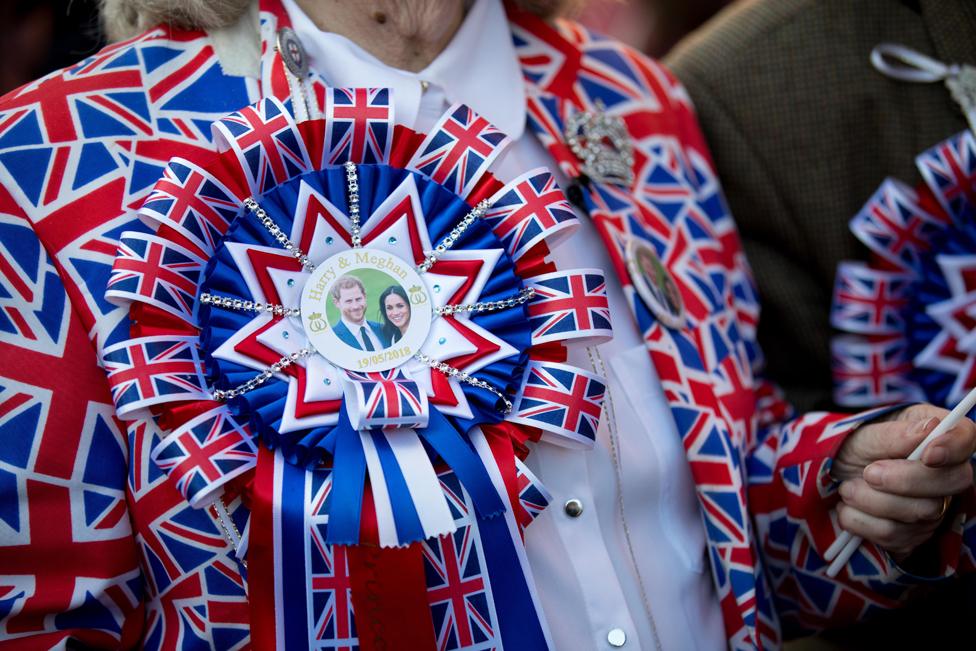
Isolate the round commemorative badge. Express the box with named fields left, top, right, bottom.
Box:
left=300, top=248, right=432, bottom=372
left=276, top=26, right=309, bottom=79
left=625, top=236, right=685, bottom=329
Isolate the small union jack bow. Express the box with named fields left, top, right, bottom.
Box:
left=832, top=128, right=976, bottom=409
left=103, top=84, right=611, bottom=648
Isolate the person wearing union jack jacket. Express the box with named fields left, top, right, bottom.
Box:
left=0, top=0, right=974, bottom=649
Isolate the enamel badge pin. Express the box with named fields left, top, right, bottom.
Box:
left=625, top=236, right=684, bottom=328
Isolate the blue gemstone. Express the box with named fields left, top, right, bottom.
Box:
left=325, top=236, right=334, bottom=244
left=388, top=236, right=397, bottom=244
left=287, top=278, right=295, bottom=287
left=282, top=331, right=290, bottom=339
left=324, top=378, right=331, bottom=385
left=438, top=337, right=446, bottom=345
left=433, top=284, right=441, bottom=293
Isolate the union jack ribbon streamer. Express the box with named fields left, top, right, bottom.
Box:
left=834, top=129, right=976, bottom=409
left=105, top=231, right=204, bottom=324
left=151, top=407, right=257, bottom=508
left=407, top=103, right=511, bottom=198
left=916, top=128, right=976, bottom=221
left=102, top=335, right=210, bottom=416
left=848, top=178, right=946, bottom=272
left=139, top=157, right=244, bottom=258
left=212, top=96, right=312, bottom=195
left=484, top=167, right=579, bottom=261
left=830, top=335, right=921, bottom=407
left=830, top=262, right=911, bottom=335
left=343, top=368, right=430, bottom=430
left=508, top=360, right=606, bottom=448
left=323, top=87, right=394, bottom=165
left=525, top=269, right=612, bottom=345
left=513, top=457, right=552, bottom=533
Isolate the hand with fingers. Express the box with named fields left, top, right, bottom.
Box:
left=831, top=404, right=976, bottom=561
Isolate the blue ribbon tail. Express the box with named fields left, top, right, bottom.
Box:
left=420, top=409, right=506, bottom=518
left=370, top=431, right=426, bottom=544
left=325, top=406, right=367, bottom=545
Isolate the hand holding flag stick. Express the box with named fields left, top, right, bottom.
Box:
left=824, top=385, right=976, bottom=577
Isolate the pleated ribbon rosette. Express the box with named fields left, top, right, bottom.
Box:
left=831, top=128, right=976, bottom=410
left=100, top=90, right=614, bottom=554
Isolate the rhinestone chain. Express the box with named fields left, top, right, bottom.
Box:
left=199, top=292, right=300, bottom=317
left=417, top=199, right=491, bottom=272
left=212, top=348, right=311, bottom=401
left=244, top=197, right=315, bottom=271
left=344, top=161, right=362, bottom=248
left=414, top=353, right=513, bottom=414
left=436, top=287, right=535, bottom=316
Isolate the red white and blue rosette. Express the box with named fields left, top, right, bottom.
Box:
left=100, top=89, right=611, bottom=647
left=831, top=129, right=976, bottom=410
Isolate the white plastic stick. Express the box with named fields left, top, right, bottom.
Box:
left=824, top=385, right=976, bottom=578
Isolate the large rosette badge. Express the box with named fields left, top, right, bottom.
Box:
left=102, top=91, right=612, bottom=549
left=831, top=129, right=976, bottom=410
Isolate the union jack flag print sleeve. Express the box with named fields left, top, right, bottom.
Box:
left=0, top=216, right=144, bottom=648
left=662, top=71, right=976, bottom=638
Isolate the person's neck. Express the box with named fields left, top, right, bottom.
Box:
left=343, top=315, right=366, bottom=327
left=293, top=0, right=467, bottom=72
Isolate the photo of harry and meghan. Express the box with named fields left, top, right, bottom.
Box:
left=329, top=274, right=412, bottom=352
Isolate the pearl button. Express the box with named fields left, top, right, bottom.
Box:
left=607, top=628, right=627, bottom=647
left=563, top=498, right=583, bottom=518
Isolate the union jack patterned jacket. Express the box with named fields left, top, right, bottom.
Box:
left=0, top=2, right=973, bottom=649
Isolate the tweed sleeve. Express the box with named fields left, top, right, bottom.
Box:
left=660, top=62, right=976, bottom=637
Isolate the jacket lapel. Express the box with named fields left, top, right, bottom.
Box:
left=510, top=9, right=763, bottom=648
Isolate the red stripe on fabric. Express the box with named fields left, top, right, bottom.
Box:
left=4, top=306, right=36, bottom=341
left=148, top=48, right=213, bottom=103
left=260, top=0, right=292, bottom=25
left=43, top=147, right=70, bottom=206
left=389, top=126, right=425, bottom=169
left=248, top=445, right=279, bottom=650
left=0, top=392, right=31, bottom=420
left=482, top=424, right=521, bottom=522
left=347, top=543, right=437, bottom=651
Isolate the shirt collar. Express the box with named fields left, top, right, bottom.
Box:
left=280, top=0, right=526, bottom=139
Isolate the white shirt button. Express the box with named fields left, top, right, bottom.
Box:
left=564, top=498, right=583, bottom=517
left=607, top=628, right=627, bottom=647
